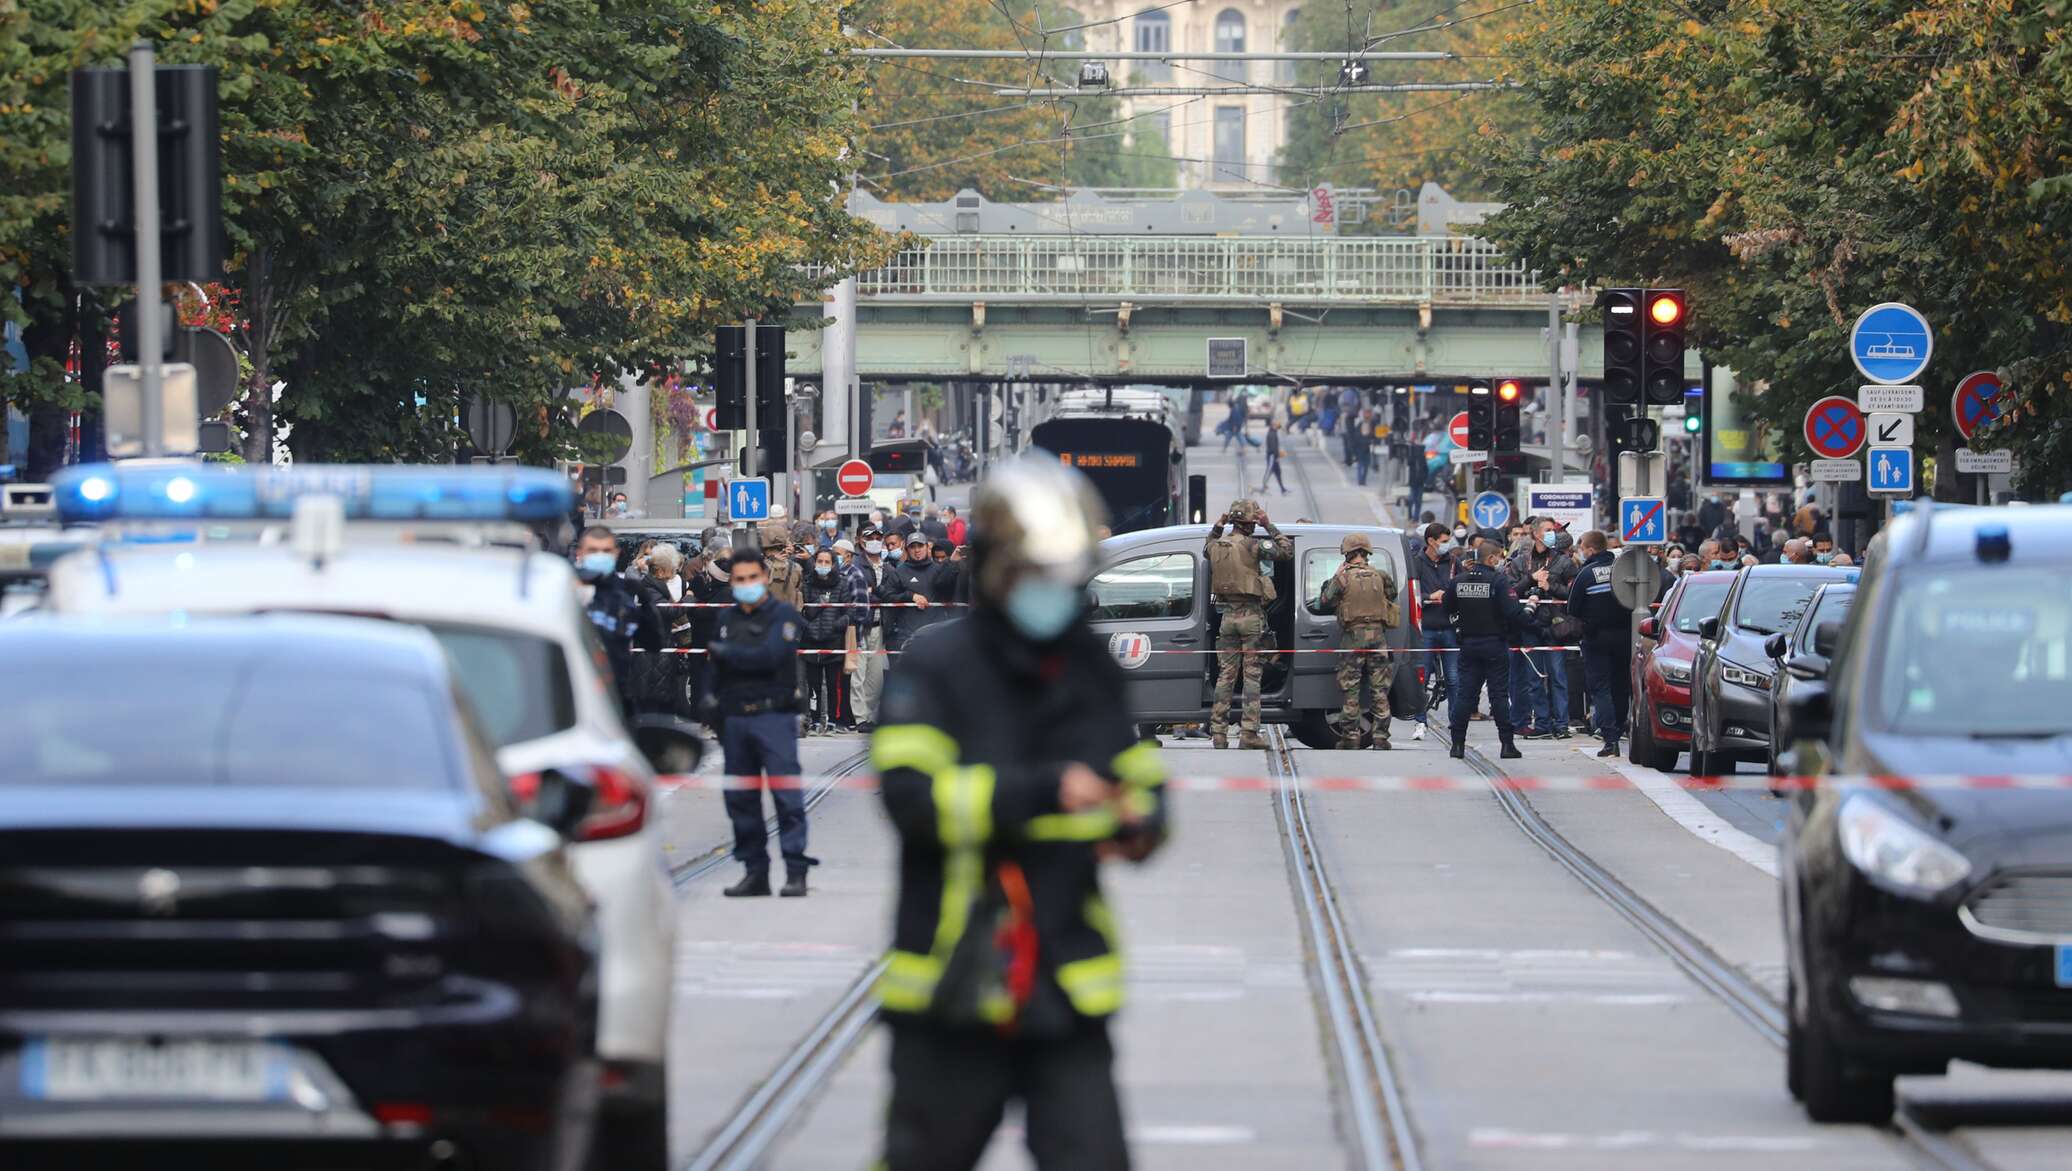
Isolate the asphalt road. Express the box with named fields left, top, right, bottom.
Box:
left=656, top=406, right=2069, bottom=1171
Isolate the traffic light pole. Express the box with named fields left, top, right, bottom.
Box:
left=1547, top=296, right=1566, bottom=482
left=129, top=41, right=164, bottom=459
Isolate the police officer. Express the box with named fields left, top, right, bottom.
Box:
left=1318, top=533, right=1400, bottom=749
left=1566, top=529, right=1634, bottom=759
left=1205, top=499, right=1293, bottom=749
left=872, top=456, right=1169, bottom=1171
left=1443, top=540, right=1527, bottom=761
left=708, top=549, right=814, bottom=898
left=573, top=525, right=664, bottom=714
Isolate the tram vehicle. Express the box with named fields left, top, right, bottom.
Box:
left=1030, top=387, right=1187, bottom=534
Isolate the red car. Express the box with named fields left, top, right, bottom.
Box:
left=1628, top=570, right=1736, bottom=770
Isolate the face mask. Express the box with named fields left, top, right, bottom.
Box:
left=577, top=551, right=617, bottom=580
left=1004, top=578, right=1082, bottom=641
left=1813, top=551, right=1833, bottom=565
left=820, top=519, right=837, bottom=531
left=1454, top=527, right=1468, bottom=540
left=732, top=581, right=767, bottom=605
left=1711, top=559, right=1734, bottom=570
left=1436, top=539, right=1454, bottom=554
left=814, top=564, right=833, bottom=578
left=864, top=541, right=884, bottom=556
left=888, top=547, right=905, bottom=562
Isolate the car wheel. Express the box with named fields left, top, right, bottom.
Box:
left=592, top=1095, right=669, bottom=1171
left=1790, top=920, right=1895, bottom=1123
left=1291, top=711, right=1340, bottom=750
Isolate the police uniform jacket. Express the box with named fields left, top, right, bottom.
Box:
left=1566, top=550, right=1633, bottom=646
left=1443, top=562, right=1528, bottom=640
left=709, top=597, right=804, bottom=716
left=871, top=610, right=1170, bottom=1035
left=584, top=574, right=664, bottom=707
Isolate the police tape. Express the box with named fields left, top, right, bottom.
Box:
left=633, top=645, right=1585, bottom=656
left=653, top=601, right=968, bottom=609
left=651, top=772, right=2072, bottom=794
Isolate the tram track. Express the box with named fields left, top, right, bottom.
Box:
left=1458, top=742, right=2007, bottom=1171
left=668, top=746, right=872, bottom=887
left=1268, top=725, right=1423, bottom=1171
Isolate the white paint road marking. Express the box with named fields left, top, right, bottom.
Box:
left=1470, top=1128, right=1830, bottom=1152
left=1590, top=751, right=1780, bottom=878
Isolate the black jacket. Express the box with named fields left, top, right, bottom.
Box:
left=584, top=574, right=664, bottom=711
left=1567, top=550, right=1633, bottom=644
left=799, top=569, right=851, bottom=644
left=873, top=611, right=1169, bottom=1034
left=1444, top=561, right=1528, bottom=640
left=877, top=559, right=953, bottom=649
left=1411, top=547, right=1456, bottom=632
left=709, top=598, right=804, bottom=715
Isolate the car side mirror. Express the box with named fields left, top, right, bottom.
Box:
left=1698, top=616, right=1721, bottom=642
left=1637, top=616, right=1659, bottom=639
left=525, top=768, right=596, bottom=838
left=1812, top=620, right=1841, bottom=658
left=1787, top=689, right=1833, bottom=744
left=633, top=713, right=707, bottom=775
left=1786, top=653, right=1829, bottom=682
left=1764, top=632, right=1789, bottom=661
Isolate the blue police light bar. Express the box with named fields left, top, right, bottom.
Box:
left=51, top=463, right=575, bottom=525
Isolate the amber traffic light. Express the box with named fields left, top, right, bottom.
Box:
left=1492, top=378, right=1526, bottom=452
left=1643, top=288, right=1688, bottom=406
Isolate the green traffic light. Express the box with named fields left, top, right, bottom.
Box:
left=1684, top=413, right=1702, bottom=433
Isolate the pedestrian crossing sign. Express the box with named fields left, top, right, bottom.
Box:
left=728, top=477, right=770, bottom=521
left=1619, top=496, right=1667, bottom=544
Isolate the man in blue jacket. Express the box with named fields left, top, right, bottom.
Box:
left=709, top=550, right=813, bottom=897
left=1566, top=529, right=1635, bottom=758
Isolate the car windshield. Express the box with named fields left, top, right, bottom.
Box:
left=1670, top=580, right=1731, bottom=633
left=0, top=649, right=458, bottom=788
left=424, top=625, right=577, bottom=748
left=1797, top=591, right=1853, bottom=651
left=1872, top=567, right=2072, bottom=737
left=1730, top=577, right=1826, bottom=635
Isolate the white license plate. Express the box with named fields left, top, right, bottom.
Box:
left=23, top=1038, right=279, bottom=1101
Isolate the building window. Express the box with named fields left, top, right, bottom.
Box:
left=1133, top=10, right=1170, bottom=82
left=1212, top=105, right=1246, bottom=182
left=1279, top=9, right=1301, bottom=83
left=1137, top=109, right=1172, bottom=152
left=1213, top=9, right=1248, bottom=83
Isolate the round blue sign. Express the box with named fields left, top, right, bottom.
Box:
left=1850, top=302, right=1933, bottom=385
left=1470, top=491, right=1511, bottom=531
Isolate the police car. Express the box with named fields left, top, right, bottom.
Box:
left=1086, top=523, right=1424, bottom=746
left=1779, top=502, right=2072, bottom=1123
left=41, top=462, right=699, bottom=1168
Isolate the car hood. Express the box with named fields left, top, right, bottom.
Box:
left=1717, top=630, right=1774, bottom=670
left=1861, top=732, right=2072, bottom=867
left=0, top=786, right=483, bottom=844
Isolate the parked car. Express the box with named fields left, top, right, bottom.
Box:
left=0, top=615, right=599, bottom=1169
left=1628, top=570, right=1736, bottom=770
left=1763, top=582, right=1854, bottom=779
left=1688, top=563, right=1858, bottom=775
left=1087, top=523, right=1425, bottom=747
left=1780, top=503, right=2072, bottom=1123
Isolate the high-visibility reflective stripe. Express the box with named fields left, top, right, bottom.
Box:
left=932, top=765, right=995, bottom=849
left=879, top=949, right=943, bottom=1012
left=1111, top=740, right=1167, bottom=790
left=872, top=723, right=958, bottom=775
left=1026, top=809, right=1120, bottom=841
left=1057, top=952, right=1125, bottom=1016
left=1122, top=789, right=1157, bottom=820
left=979, top=989, right=1016, bottom=1025
left=1085, top=893, right=1121, bottom=951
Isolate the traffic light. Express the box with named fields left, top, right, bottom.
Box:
left=1466, top=384, right=1493, bottom=451
left=70, top=65, right=223, bottom=285
left=1684, top=411, right=1702, bottom=434
left=1600, top=288, right=1643, bottom=406
left=712, top=326, right=746, bottom=430
left=1643, top=289, right=1687, bottom=405
left=755, top=325, right=787, bottom=475
left=1492, top=378, right=1526, bottom=452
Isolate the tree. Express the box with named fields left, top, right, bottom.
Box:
left=1477, top=0, right=2072, bottom=497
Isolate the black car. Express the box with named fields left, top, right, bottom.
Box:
left=1688, top=563, right=1858, bottom=775
left=0, top=616, right=599, bottom=1170
left=1763, top=582, right=1854, bottom=778
left=1782, top=503, right=2072, bottom=1122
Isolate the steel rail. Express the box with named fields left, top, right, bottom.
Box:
left=670, top=747, right=872, bottom=887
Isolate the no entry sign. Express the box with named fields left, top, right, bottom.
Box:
left=1803, top=395, right=1867, bottom=461
left=837, top=458, right=875, bottom=497
left=1448, top=411, right=1471, bottom=449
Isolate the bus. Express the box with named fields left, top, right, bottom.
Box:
left=1030, top=388, right=1186, bottom=534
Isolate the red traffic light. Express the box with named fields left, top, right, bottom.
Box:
left=1495, top=379, right=1525, bottom=403
left=1648, top=293, right=1684, bottom=326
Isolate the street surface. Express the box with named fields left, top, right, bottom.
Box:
left=656, top=415, right=2069, bottom=1171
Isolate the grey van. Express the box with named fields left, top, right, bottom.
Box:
left=1087, top=523, right=1425, bottom=748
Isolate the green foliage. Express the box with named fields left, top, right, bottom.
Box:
left=1479, top=0, right=2072, bottom=496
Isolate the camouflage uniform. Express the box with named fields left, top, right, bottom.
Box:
left=759, top=519, right=804, bottom=607
left=1318, top=534, right=1399, bottom=749
left=1206, top=500, right=1293, bottom=748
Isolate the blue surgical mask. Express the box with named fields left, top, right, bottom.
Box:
left=1004, top=578, right=1082, bottom=641
left=1711, top=559, right=1734, bottom=570
left=814, top=564, right=833, bottom=578
left=732, top=581, right=767, bottom=605
left=888, top=546, right=905, bottom=562
left=864, top=541, right=885, bottom=556
left=820, top=519, right=837, bottom=531
left=577, top=552, right=617, bottom=580
left=1813, top=551, right=1834, bottom=565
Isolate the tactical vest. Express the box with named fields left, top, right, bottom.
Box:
left=1208, top=535, right=1274, bottom=603
left=1337, top=565, right=1399, bottom=627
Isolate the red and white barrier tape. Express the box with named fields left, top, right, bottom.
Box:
left=653, top=772, right=2072, bottom=794
left=655, top=601, right=969, bottom=609
left=636, top=645, right=1585, bottom=656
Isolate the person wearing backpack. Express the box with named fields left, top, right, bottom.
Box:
left=1318, top=533, right=1401, bottom=749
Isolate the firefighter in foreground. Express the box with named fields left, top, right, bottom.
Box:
left=1204, top=498, right=1293, bottom=749
left=1443, top=539, right=1528, bottom=761
left=871, top=456, right=1170, bottom=1171
left=1318, top=532, right=1401, bottom=749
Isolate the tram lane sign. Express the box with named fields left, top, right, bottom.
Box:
left=1953, top=371, right=2004, bottom=441
left=1850, top=302, right=1933, bottom=385
left=1867, top=446, right=1915, bottom=495
left=1803, top=395, right=1867, bottom=461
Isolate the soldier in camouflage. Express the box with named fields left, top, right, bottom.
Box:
left=1205, top=499, right=1293, bottom=749
left=1318, top=532, right=1401, bottom=749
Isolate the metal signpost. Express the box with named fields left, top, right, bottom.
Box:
left=1610, top=545, right=1661, bottom=612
